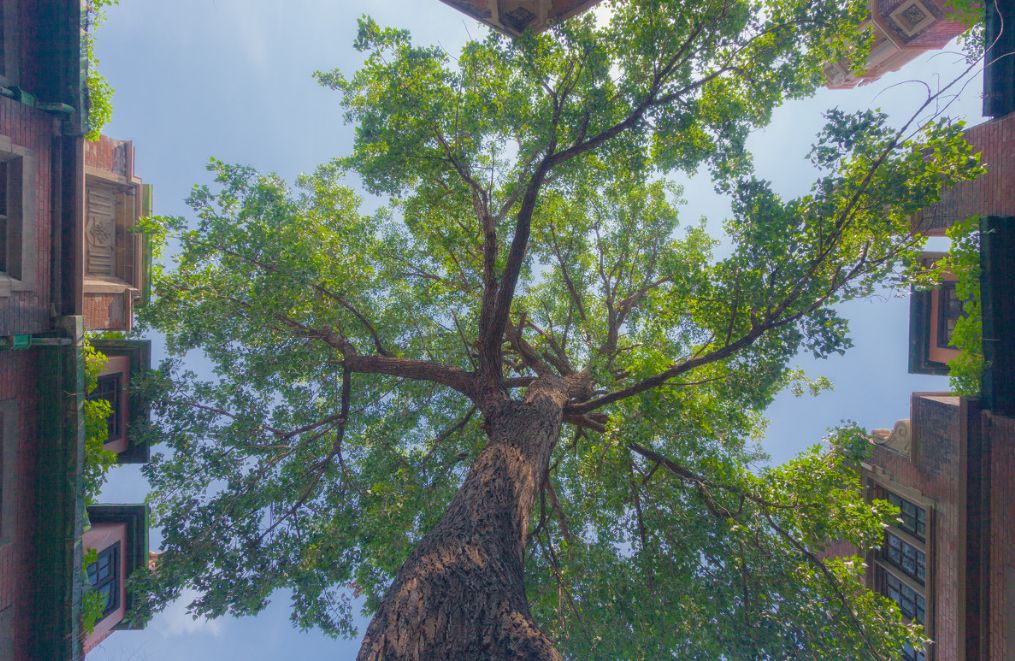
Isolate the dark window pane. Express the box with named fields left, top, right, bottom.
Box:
left=85, top=543, right=120, bottom=616
left=884, top=532, right=926, bottom=584
left=90, top=374, right=123, bottom=442
left=883, top=570, right=926, bottom=625
left=903, top=641, right=927, bottom=661
left=938, top=282, right=964, bottom=348
left=886, top=492, right=927, bottom=541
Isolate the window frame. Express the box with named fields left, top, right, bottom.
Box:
left=0, top=135, right=35, bottom=298
left=885, top=491, right=927, bottom=541
left=866, top=476, right=933, bottom=659
left=86, top=542, right=121, bottom=618
left=90, top=372, right=123, bottom=443
left=935, top=281, right=963, bottom=349
left=883, top=530, right=928, bottom=584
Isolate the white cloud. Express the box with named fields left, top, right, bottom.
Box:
left=155, top=590, right=224, bottom=638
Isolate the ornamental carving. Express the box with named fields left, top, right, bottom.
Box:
left=874, top=419, right=913, bottom=458
left=886, top=0, right=939, bottom=40
left=86, top=185, right=117, bottom=277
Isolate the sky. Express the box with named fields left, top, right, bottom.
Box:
left=88, top=2, right=985, bottom=658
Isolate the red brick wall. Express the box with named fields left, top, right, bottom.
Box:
left=868, top=394, right=966, bottom=659
left=916, top=113, right=1015, bottom=235
left=83, top=292, right=131, bottom=332
left=0, top=350, right=39, bottom=661
left=84, top=135, right=131, bottom=178
left=986, top=412, right=1015, bottom=660
left=0, top=97, right=56, bottom=336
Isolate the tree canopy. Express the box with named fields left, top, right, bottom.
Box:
left=131, top=2, right=982, bottom=658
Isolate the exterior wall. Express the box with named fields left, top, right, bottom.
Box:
left=81, top=521, right=128, bottom=654
left=0, top=96, right=56, bottom=336
left=866, top=394, right=968, bottom=659
left=0, top=39, right=64, bottom=657
left=0, top=351, right=38, bottom=661
left=84, top=291, right=132, bottom=332
left=986, top=412, right=1015, bottom=660
left=915, top=113, right=1015, bottom=235
left=85, top=135, right=133, bottom=177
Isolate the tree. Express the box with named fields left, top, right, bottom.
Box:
left=132, top=2, right=981, bottom=659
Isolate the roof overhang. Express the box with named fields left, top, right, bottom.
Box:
left=438, top=0, right=606, bottom=35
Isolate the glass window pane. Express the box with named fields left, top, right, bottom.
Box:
left=884, top=532, right=926, bottom=584
left=938, top=282, right=965, bottom=348
left=85, top=543, right=120, bottom=616
left=886, top=492, right=927, bottom=541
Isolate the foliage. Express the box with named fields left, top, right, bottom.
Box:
left=526, top=426, right=926, bottom=659
left=83, top=0, right=119, bottom=141
left=81, top=547, right=107, bottom=635
left=943, top=216, right=984, bottom=396
left=944, top=0, right=985, bottom=64
left=131, top=3, right=981, bottom=658
left=83, top=340, right=118, bottom=507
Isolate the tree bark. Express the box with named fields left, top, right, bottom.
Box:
left=358, top=379, right=567, bottom=661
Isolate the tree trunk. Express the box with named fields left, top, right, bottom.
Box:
left=357, top=380, right=566, bottom=661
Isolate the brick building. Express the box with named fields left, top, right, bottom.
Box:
left=825, top=0, right=968, bottom=89
left=438, top=0, right=604, bottom=35
left=865, top=3, right=1015, bottom=658
left=0, top=2, right=152, bottom=659
left=866, top=395, right=988, bottom=660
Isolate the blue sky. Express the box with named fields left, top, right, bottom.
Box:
left=89, top=2, right=985, bottom=658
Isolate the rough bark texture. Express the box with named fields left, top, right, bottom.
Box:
left=357, top=380, right=567, bottom=661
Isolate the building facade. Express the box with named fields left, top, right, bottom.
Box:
left=825, top=0, right=968, bottom=89
left=866, top=395, right=987, bottom=660
left=0, top=2, right=152, bottom=658
left=866, top=5, right=1015, bottom=656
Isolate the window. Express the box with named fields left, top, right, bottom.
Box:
left=937, top=281, right=964, bottom=348
left=86, top=543, right=120, bottom=617
left=0, top=156, right=22, bottom=279
left=878, top=567, right=928, bottom=660
left=884, top=570, right=926, bottom=623
left=884, top=531, right=927, bottom=584
left=902, top=641, right=927, bottom=661
left=90, top=374, right=123, bottom=442
left=886, top=492, right=927, bottom=541
left=870, top=483, right=930, bottom=660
